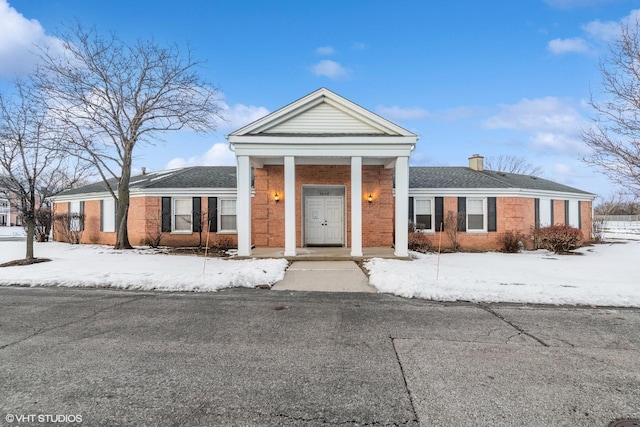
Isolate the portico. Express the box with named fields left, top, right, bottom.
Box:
left=227, top=88, right=418, bottom=258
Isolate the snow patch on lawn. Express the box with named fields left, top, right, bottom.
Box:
left=365, top=239, right=640, bottom=307
left=0, top=241, right=288, bottom=292
left=0, top=226, right=25, bottom=237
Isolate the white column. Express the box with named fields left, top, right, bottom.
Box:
left=284, top=156, right=296, bottom=257
left=350, top=156, right=363, bottom=257
left=394, top=156, right=409, bottom=257
left=236, top=155, right=252, bottom=256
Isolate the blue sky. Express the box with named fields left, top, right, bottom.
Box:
left=1, top=0, right=638, bottom=198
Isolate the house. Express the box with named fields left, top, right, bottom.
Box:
left=50, top=88, right=596, bottom=254
left=0, top=193, right=22, bottom=227
left=409, top=157, right=595, bottom=251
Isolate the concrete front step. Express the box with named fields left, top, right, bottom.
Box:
left=271, top=261, right=376, bottom=293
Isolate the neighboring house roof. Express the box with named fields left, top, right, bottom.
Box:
left=409, top=167, right=594, bottom=196
left=54, top=166, right=238, bottom=198
left=52, top=165, right=594, bottom=200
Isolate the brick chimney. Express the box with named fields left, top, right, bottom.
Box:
left=468, top=154, right=484, bottom=171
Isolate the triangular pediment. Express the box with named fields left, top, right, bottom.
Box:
left=230, top=88, right=416, bottom=137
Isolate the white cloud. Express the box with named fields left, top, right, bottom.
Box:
left=166, top=142, right=236, bottom=169
left=352, top=42, right=365, bottom=50
left=311, top=60, right=349, bottom=80
left=0, top=0, right=61, bottom=76
left=484, top=97, right=589, bottom=154
left=217, top=102, right=269, bottom=132
left=484, top=97, right=585, bottom=133
left=530, top=132, right=588, bottom=154
left=376, top=105, right=432, bottom=121
left=315, top=46, right=335, bottom=55
left=166, top=98, right=269, bottom=169
left=582, top=19, right=620, bottom=42
left=548, top=9, right=640, bottom=56
left=547, top=37, right=590, bottom=54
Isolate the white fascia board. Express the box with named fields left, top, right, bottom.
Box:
left=409, top=187, right=597, bottom=200
left=228, top=135, right=417, bottom=145
left=132, top=188, right=239, bottom=197
left=49, top=192, right=114, bottom=203
left=51, top=188, right=242, bottom=203
left=236, top=147, right=415, bottom=158
left=256, top=157, right=394, bottom=166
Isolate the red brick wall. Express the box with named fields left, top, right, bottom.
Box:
left=252, top=164, right=394, bottom=248
left=552, top=199, right=566, bottom=226
left=433, top=196, right=593, bottom=251
left=53, top=197, right=237, bottom=248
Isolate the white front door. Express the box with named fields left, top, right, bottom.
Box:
left=305, top=196, right=344, bottom=246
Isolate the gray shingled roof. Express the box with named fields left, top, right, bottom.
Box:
left=409, top=167, right=593, bottom=195
left=57, top=165, right=593, bottom=197
left=57, top=166, right=238, bottom=197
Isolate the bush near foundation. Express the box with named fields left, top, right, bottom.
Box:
left=498, top=230, right=526, bottom=253
left=408, top=232, right=432, bottom=253
left=534, top=225, right=583, bottom=254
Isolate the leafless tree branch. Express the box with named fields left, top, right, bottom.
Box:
left=582, top=18, right=640, bottom=197
left=0, top=79, right=90, bottom=260
left=34, top=23, right=224, bottom=248
left=484, top=155, right=544, bottom=176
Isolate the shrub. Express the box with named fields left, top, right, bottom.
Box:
left=211, top=236, right=235, bottom=251
left=498, top=231, right=525, bottom=253
left=408, top=232, right=432, bottom=253
left=444, top=210, right=462, bottom=251
left=143, top=230, right=166, bottom=248
left=53, top=213, right=84, bottom=244
left=534, top=225, right=583, bottom=253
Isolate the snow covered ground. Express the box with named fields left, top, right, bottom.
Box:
left=0, top=229, right=638, bottom=307
left=0, top=241, right=288, bottom=292
left=0, top=226, right=25, bottom=237
left=366, top=236, right=640, bottom=307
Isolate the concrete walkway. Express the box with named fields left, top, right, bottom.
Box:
left=271, top=261, right=376, bottom=292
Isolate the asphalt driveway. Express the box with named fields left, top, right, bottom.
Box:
left=0, top=287, right=638, bottom=426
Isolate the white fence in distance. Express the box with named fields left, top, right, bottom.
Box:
left=595, top=215, right=640, bottom=234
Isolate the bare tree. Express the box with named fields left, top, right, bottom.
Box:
left=484, top=155, right=544, bottom=176
left=582, top=19, right=640, bottom=197
left=35, top=24, right=224, bottom=249
left=594, top=191, right=639, bottom=215
left=0, top=80, right=87, bottom=261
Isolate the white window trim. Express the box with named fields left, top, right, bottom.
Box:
left=172, top=198, right=193, bottom=234
left=466, top=197, right=487, bottom=233
left=413, top=197, right=435, bottom=233
left=218, top=198, right=237, bottom=233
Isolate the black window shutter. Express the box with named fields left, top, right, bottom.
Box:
left=67, top=202, right=71, bottom=230
left=534, top=198, right=540, bottom=229
left=408, top=197, right=414, bottom=220
left=564, top=200, right=570, bottom=225
left=435, top=197, right=444, bottom=232
left=161, top=197, right=171, bottom=232
left=488, top=197, right=497, bottom=232
left=550, top=199, right=554, bottom=225
left=100, top=200, right=104, bottom=232
left=458, top=197, right=466, bottom=232
left=79, top=201, right=85, bottom=231
left=192, top=197, right=202, bottom=232
left=208, top=197, right=218, bottom=232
